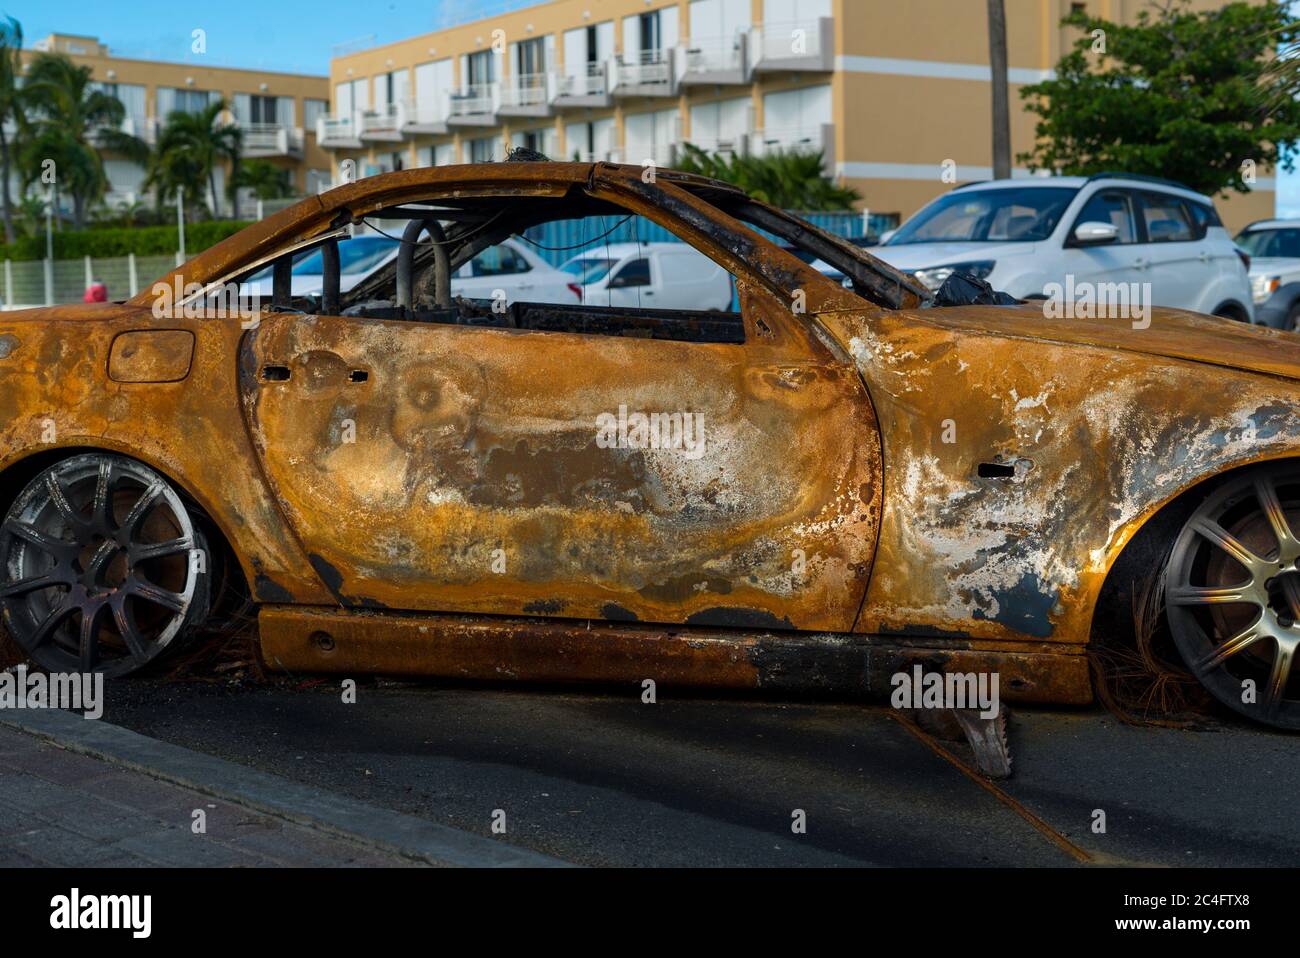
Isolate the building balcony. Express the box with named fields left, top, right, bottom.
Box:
left=402, top=96, right=450, bottom=135
left=609, top=49, right=678, bottom=98
left=242, top=123, right=305, bottom=157
left=677, top=132, right=750, bottom=159
left=90, top=114, right=155, bottom=148
left=679, top=34, right=750, bottom=86
left=447, top=83, right=500, bottom=126
left=359, top=103, right=404, bottom=142
left=750, top=123, right=836, bottom=177
left=316, top=114, right=363, bottom=149
left=552, top=63, right=611, bottom=108
left=750, top=17, right=835, bottom=73
left=498, top=74, right=554, bottom=118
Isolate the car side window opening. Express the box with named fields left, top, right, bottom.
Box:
left=1137, top=191, right=1196, bottom=243
left=232, top=193, right=754, bottom=345
left=610, top=258, right=650, bottom=287
left=471, top=244, right=530, bottom=277
left=1236, top=227, right=1300, bottom=258
left=1072, top=190, right=1138, bottom=243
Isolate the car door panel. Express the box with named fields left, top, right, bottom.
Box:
left=237, top=292, right=882, bottom=632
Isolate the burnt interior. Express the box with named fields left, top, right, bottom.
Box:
left=228, top=176, right=928, bottom=345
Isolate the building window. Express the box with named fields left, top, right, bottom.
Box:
left=467, top=49, right=495, bottom=87
left=468, top=136, right=496, bottom=163
left=304, top=98, right=326, bottom=130
left=249, top=94, right=279, bottom=125
left=160, top=87, right=214, bottom=116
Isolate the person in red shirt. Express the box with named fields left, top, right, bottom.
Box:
left=83, top=280, right=107, bottom=303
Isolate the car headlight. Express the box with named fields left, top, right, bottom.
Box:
left=911, top=261, right=996, bottom=291
left=1250, top=273, right=1281, bottom=304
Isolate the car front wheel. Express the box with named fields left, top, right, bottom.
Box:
left=0, top=454, right=210, bottom=677
left=1165, top=464, right=1300, bottom=729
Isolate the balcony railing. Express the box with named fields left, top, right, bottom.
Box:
left=241, top=122, right=304, bottom=156
left=447, top=83, right=500, bottom=123
left=750, top=123, right=835, bottom=176
left=556, top=62, right=608, bottom=100
left=679, top=132, right=749, bottom=157
left=500, top=73, right=551, bottom=109
left=316, top=114, right=363, bottom=148
left=610, top=49, right=676, bottom=96
left=401, top=95, right=450, bottom=132
left=680, top=34, right=748, bottom=82
left=751, top=17, right=834, bottom=72
left=359, top=102, right=404, bottom=140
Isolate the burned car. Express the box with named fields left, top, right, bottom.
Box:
left=0, top=161, right=1298, bottom=731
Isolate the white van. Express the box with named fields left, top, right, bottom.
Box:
left=560, top=242, right=734, bottom=310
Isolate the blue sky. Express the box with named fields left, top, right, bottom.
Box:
left=3, top=0, right=539, bottom=75
left=6, top=0, right=1296, bottom=216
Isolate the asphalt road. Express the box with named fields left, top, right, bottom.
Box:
left=96, top=678, right=1300, bottom=867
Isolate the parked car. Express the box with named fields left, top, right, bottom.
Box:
left=560, top=242, right=734, bottom=310
left=2, top=163, right=1299, bottom=734
left=247, top=235, right=580, bottom=305
left=1234, top=219, right=1300, bottom=330
left=870, top=174, right=1254, bottom=322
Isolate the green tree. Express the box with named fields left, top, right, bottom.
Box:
left=17, top=52, right=149, bottom=228
left=0, top=17, right=24, bottom=243
left=232, top=158, right=294, bottom=200
left=146, top=99, right=242, bottom=219
left=673, top=145, right=860, bottom=211
left=1018, top=1, right=1300, bottom=197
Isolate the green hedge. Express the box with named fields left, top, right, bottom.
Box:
left=0, top=220, right=252, bottom=262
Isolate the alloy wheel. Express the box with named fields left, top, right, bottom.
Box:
left=0, top=454, right=207, bottom=677
left=1166, top=464, right=1300, bottom=728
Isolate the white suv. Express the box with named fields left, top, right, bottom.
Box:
left=1234, top=219, right=1300, bottom=330
left=870, top=174, right=1253, bottom=322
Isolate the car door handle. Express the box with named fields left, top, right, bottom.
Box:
left=1134, top=258, right=1149, bottom=270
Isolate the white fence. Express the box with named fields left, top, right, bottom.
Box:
left=1, top=253, right=177, bottom=309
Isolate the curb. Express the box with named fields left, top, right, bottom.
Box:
left=0, top=707, right=570, bottom=868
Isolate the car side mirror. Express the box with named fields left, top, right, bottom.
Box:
left=1072, top=221, right=1120, bottom=246
left=880, top=229, right=897, bottom=244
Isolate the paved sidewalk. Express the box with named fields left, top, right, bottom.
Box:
left=0, top=726, right=415, bottom=867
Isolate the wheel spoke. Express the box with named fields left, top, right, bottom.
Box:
left=29, top=597, right=77, bottom=649
left=1254, top=476, right=1300, bottom=564
left=83, top=538, right=118, bottom=580
left=0, top=572, right=67, bottom=599
left=126, top=577, right=187, bottom=614
left=129, top=536, right=192, bottom=564
left=3, top=520, right=76, bottom=561
left=43, top=473, right=81, bottom=529
left=110, top=593, right=148, bottom=660
left=1281, top=577, right=1300, bottom=622
left=1168, top=583, right=1259, bottom=607
left=119, top=480, right=165, bottom=539
left=1190, top=517, right=1268, bottom=576
left=1262, top=638, right=1297, bottom=716
left=1197, top=620, right=1265, bottom=672
left=78, top=601, right=107, bottom=672
left=92, top=459, right=115, bottom=531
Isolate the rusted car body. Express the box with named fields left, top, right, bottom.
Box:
left=1, top=161, right=1297, bottom=729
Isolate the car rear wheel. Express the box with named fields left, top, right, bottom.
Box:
left=1165, top=464, right=1300, bottom=729
left=0, top=454, right=210, bottom=677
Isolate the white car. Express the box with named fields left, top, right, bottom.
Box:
left=868, top=174, right=1254, bottom=323
left=247, top=235, right=580, bottom=305
left=1234, top=219, right=1300, bottom=330
left=559, top=242, right=735, bottom=311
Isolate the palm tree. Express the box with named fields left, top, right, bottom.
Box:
left=674, top=144, right=860, bottom=211
left=0, top=17, right=24, bottom=243
left=233, top=158, right=293, bottom=200
left=987, top=0, right=1011, bottom=179
left=147, top=100, right=241, bottom=219
left=17, top=52, right=148, bottom=229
